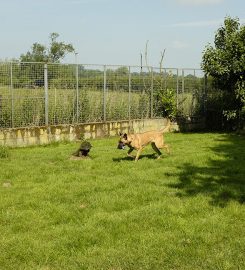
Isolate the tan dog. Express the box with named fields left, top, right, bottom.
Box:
left=118, top=119, right=171, bottom=161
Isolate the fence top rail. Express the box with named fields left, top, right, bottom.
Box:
left=0, top=61, right=203, bottom=72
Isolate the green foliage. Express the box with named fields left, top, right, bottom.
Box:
left=49, top=33, right=75, bottom=63
left=138, top=93, right=150, bottom=118
left=236, top=80, right=245, bottom=125
left=154, top=87, right=177, bottom=119
left=159, top=88, right=177, bottom=119
left=202, top=16, right=245, bottom=129
left=20, top=32, right=75, bottom=63
left=78, top=89, right=92, bottom=122
left=20, top=43, right=48, bottom=62
left=202, top=16, right=244, bottom=85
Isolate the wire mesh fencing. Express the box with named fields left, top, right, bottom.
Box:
left=177, top=69, right=206, bottom=119
left=0, top=62, right=207, bottom=129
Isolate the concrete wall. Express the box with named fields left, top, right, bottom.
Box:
left=0, top=117, right=205, bottom=147
left=0, top=118, right=178, bottom=147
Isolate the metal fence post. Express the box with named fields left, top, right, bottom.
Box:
left=128, top=66, right=131, bottom=120
left=176, top=69, right=179, bottom=110
left=103, top=65, right=107, bottom=122
left=76, top=63, right=79, bottom=123
left=10, top=62, right=14, bottom=128
left=150, top=66, right=154, bottom=118
left=182, top=69, right=185, bottom=93
left=204, top=73, right=208, bottom=116
left=44, top=64, right=49, bottom=126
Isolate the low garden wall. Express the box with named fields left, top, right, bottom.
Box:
left=0, top=118, right=205, bottom=147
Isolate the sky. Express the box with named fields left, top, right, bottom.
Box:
left=0, top=0, right=245, bottom=68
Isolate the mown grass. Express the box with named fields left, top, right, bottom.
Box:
left=0, top=132, right=244, bottom=270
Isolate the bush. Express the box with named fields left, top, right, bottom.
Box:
left=159, top=88, right=177, bottom=119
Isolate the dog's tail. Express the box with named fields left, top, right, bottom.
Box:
left=160, top=118, right=171, bottom=133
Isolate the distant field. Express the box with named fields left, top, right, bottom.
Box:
left=0, top=87, right=152, bottom=127
left=0, top=86, right=200, bottom=128
left=1, top=132, right=244, bottom=270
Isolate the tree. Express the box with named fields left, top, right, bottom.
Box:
left=201, top=16, right=245, bottom=129
left=20, top=33, right=75, bottom=63
left=20, top=43, right=48, bottom=62
left=48, top=33, right=75, bottom=63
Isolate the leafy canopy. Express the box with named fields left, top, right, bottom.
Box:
left=201, top=16, right=245, bottom=92
left=201, top=16, right=245, bottom=128
left=20, top=33, right=75, bottom=63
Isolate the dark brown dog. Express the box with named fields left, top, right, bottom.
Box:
left=118, top=119, right=171, bottom=161
left=73, top=141, right=92, bottom=157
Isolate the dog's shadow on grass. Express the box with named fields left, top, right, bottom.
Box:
left=113, top=153, right=157, bottom=162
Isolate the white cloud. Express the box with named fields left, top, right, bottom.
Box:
left=176, top=0, right=224, bottom=6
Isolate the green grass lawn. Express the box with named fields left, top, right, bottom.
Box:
left=0, top=132, right=245, bottom=270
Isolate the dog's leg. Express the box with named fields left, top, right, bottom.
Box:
left=127, top=147, right=134, bottom=158
left=135, top=148, right=143, bottom=161
left=162, top=144, right=170, bottom=154
left=151, top=142, right=162, bottom=159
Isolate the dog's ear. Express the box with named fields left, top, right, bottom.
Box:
left=123, top=133, right=127, bottom=139
left=119, top=132, right=122, bottom=136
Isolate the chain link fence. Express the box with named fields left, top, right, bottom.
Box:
left=0, top=62, right=206, bottom=129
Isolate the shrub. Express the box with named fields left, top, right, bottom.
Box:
left=159, top=88, right=177, bottom=119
